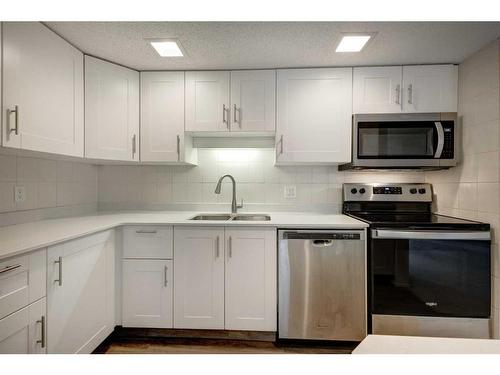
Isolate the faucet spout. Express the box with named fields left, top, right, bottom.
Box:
left=214, top=174, right=243, bottom=214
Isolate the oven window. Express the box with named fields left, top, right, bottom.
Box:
left=371, top=239, right=491, bottom=318
left=358, top=123, right=435, bottom=158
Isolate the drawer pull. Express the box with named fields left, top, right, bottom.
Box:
left=135, top=230, right=158, bottom=234
left=164, top=266, right=168, bottom=287
left=54, top=256, right=62, bottom=286
left=0, top=264, right=21, bottom=274
left=36, top=316, right=46, bottom=348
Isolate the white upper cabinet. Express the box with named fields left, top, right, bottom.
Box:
left=353, top=65, right=458, bottom=114
left=185, top=71, right=230, bottom=132
left=276, top=68, right=353, bottom=164
left=225, top=228, right=277, bottom=331
left=2, top=22, right=84, bottom=157
left=141, top=72, right=196, bottom=163
left=230, top=70, right=276, bottom=132
left=173, top=227, right=225, bottom=330
left=402, top=65, right=458, bottom=113
left=353, top=66, right=403, bottom=114
left=85, top=56, right=139, bottom=161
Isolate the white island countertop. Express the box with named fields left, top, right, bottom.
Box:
left=0, top=211, right=367, bottom=260
left=353, top=335, right=500, bottom=354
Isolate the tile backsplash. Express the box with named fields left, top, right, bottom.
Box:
left=98, top=148, right=424, bottom=212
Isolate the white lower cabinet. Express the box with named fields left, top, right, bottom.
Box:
left=0, top=298, right=46, bottom=354
left=47, top=230, right=115, bottom=354
left=173, top=227, right=225, bottom=329
left=225, top=228, right=277, bottom=331
left=122, top=259, right=173, bottom=328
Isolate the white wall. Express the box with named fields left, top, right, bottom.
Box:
left=426, top=40, right=500, bottom=338
left=98, top=148, right=424, bottom=212
left=0, top=149, right=98, bottom=226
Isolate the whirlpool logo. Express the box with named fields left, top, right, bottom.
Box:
left=425, top=302, right=438, bottom=307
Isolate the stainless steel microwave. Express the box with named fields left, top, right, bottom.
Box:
left=339, top=112, right=458, bottom=170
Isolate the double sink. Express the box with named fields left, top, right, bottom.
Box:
left=190, top=213, right=271, bottom=221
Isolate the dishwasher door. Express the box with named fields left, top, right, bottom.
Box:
left=278, top=230, right=366, bottom=341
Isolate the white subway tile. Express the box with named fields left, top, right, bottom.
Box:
left=0, top=155, right=17, bottom=182
left=57, top=161, right=74, bottom=183
left=17, top=157, right=39, bottom=182
left=477, top=183, right=500, bottom=213
left=477, top=151, right=500, bottom=183
left=0, top=182, right=15, bottom=212
left=37, top=182, right=57, bottom=208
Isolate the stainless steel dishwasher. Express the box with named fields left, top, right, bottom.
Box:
left=278, top=229, right=366, bottom=341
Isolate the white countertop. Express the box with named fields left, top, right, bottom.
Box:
left=353, top=335, right=500, bottom=354
left=0, top=211, right=367, bottom=260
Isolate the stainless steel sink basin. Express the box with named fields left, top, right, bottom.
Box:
left=190, top=214, right=233, bottom=221
left=231, top=214, right=271, bottom=221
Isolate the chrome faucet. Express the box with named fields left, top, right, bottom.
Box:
left=215, top=174, right=243, bottom=214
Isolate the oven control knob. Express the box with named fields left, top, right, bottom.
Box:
left=350, top=188, right=358, bottom=194
left=410, top=188, right=417, bottom=194
left=359, top=188, right=366, bottom=194
left=419, top=188, right=426, bottom=194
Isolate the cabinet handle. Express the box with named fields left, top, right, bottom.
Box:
left=276, top=135, right=284, bottom=158
left=176, top=134, right=180, bottom=161
left=36, top=316, right=46, bottom=348
left=164, top=265, right=168, bottom=287
left=0, top=264, right=21, bottom=274
left=223, top=104, right=228, bottom=128
left=228, top=236, right=232, bottom=259
left=135, top=229, right=157, bottom=234
left=407, top=84, right=413, bottom=104
left=233, top=104, right=241, bottom=128
left=7, top=105, right=19, bottom=135
left=215, top=235, right=220, bottom=259
left=132, top=134, right=137, bottom=158
left=54, top=256, right=62, bottom=286
left=395, top=84, right=401, bottom=105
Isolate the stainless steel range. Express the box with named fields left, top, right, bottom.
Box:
left=343, top=183, right=491, bottom=339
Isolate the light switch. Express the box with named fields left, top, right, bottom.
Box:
left=14, top=185, right=26, bottom=203
left=284, top=185, right=297, bottom=199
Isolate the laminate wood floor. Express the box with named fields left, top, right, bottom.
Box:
left=95, top=338, right=354, bottom=354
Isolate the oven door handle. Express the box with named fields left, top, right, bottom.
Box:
left=434, top=121, right=445, bottom=158
left=371, top=229, right=490, bottom=241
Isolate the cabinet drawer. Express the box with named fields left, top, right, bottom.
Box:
left=0, top=249, right=46, bottom=319
left=123, top=226, right=173, bottom=259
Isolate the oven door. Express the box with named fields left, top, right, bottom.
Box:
left=370, top=229, right=491, bottom=318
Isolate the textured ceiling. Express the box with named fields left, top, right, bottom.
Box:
left=45, top=22, right=500, bottom=70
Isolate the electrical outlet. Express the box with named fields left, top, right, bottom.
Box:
left=14, top=185, right=26, bottom=203
left=284, top=185, right=297, bottom=199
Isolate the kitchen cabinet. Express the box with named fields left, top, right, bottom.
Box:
left=2, top=22, right=84, bottom=157
left=225, top=228, right=277, bottom=331
left=0, top=298, right=46, bottom=354
left=85, top=56, right=139, bottom=161
left=122, top=259, right=173, bottom=328
left=230, top=70, right=276, bottom=132
left=353, top=65, right=458, bottom=114
left=47, top=230, right=115, bottom=354
left=123, top=225, right=173, bottom=259
left=276, top=68, right=353, bottom=164
left=185, top=71, right=230, bottom=132
left=173, top=227, right=225, bottom=329
left=402, top=65, right=458, bottom=113
left=141, top=72, right=196, bottom=163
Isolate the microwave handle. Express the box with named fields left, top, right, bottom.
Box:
left=434, top=122, right=444, bottom=158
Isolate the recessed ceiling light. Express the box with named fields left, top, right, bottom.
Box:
left=150, top=39, right=184, bottom=57
left=335, top=35, right=372, bottom=53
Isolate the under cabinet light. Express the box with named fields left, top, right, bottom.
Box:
left=335, top=35, right=372, bottom=52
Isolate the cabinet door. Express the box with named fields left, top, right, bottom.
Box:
left=2, top=22, right=84, bottom=156
left=85, top=56, right=139, bottom=161
left=225, top=228, right=277, bottom=331
left=141, top=72, right=186, bottom=162
left=47, top=230, right=115, bottom=354
left=122, top=259, right=173, bottom=328
left=0, top=298, right=46, bottom=354
left=185, top=71, right=230, bottom=132
left=403, top=65, right=458, bottom=113
left=276, top=68, right=353, bottom=164
left=173, top=227, right=224, bottom=329
left=353, top=66, right=403, bottom=113
left=230, top=70, right=276, bottom=132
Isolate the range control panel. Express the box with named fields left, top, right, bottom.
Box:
left=343, top=183, right=433, bottom=202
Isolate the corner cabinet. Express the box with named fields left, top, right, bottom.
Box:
left=141, top=72, right=197, bottom=164
left=85, top=56, right=140, bottom=161
left=353, top=64, right=458, bottom=114
left=47, top=230, right=115, bottom=354
left=276, top=68, right=353, bottom=164
left=2, top=22, right=84, bottom=157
